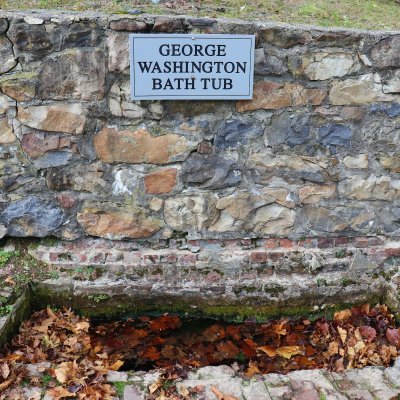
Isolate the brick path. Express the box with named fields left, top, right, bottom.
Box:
left=104, top=359, right=400, bottom=400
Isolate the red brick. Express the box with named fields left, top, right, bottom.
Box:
left=353, top=237, right=369, bottom=248
left=317, top=238, right=335, bottom=248
left=335, top=237, right=350, bottom=247
left=385, top=248, right=400, bottom=257
left=267, top=252, right=284, bottom=263
left=297, top=238, right=317, bottom=248
left=264, top=239, right=278, bottom=249
left=368, top=237, right=385, bottom=246
left=144, top=168, right=178, bottom=194
left=160, top=253, right=177, bottom=263
left=250, top=251, right=269, bottom=263
left=279, top=239, right=295, bottom=248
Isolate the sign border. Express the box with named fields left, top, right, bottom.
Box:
left=129, top=33, right=255, bottom=100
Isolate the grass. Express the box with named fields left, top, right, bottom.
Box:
left=0, top=0, right=400, bottom=30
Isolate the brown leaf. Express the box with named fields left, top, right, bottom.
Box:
left=46, top=386, right=76, bottom=399
left=359, top=326, right=377, bottom=342
left=211, top=385, right=239, bottom=400
left=0, top=363, right=10, bottom=379
left=337, top=327, right=347, bottom=344
left=109, top=360, right=124, bottom=371
left=334, top=309, right=352, bottom=323
left=386, top=328, right=400, bottom=346
left=244, top=361, right=261, bottom=378
left=257, top=345, right=276, bottom=357
left=276, top=346, right=303, bottom=359
left=150, top=315, right=181, bottom=331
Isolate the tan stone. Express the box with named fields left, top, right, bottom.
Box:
left=338, top=175, right=400, bottom=201
left=290, top=52, right=360, bottom=81
left=107, top=31, right=129, bottom=72
left=0, top=73, right=37, bottom=101
left=94, top=127, right=191, bottom=164
left=0, top=118, right=16, bottom=144
left=164, top=195, right=218, bottom=231
left=299, top=184, right=336, bottom=204
left=144, top=168, right=178, bottom=194
left=77, top=203, right=163, bottom=239
left=343, top=154, right=369, bottom=169
left=109, top=80, right=146, bottom=119
left=236, top=81, right=326, bottom=112
left=18, top=103, right=87, bottom=134
left=0, top=93, right=15, bottom=114
left=378, top=154, right=400, bottom=173
left=330, top=73, right=395, bottom=105
left=21, top=132, right=71, bottom=158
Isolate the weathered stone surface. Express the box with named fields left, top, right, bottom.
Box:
left=263, top=27, right=312, bottom=48
left=21, top=132, right=71, bottom=158
left=237, top=81, right=327, bottom=112
left=305, top=206, right=373, bottom=233
left=77, top=202, right=163, bottom=239
left=0, top=118, right=16, bottom=144
left=299, top=184, right=336, bottom=204
left=0, top=93, right=14, bottom=114
left=109, top=18, right=147, bottom=31
left=382, top=70, right=400, bottom=93
left=290, top=52, right=360, bottom=80
left=339, top=175, right=400, bottom=201
left=0, top=72, right=37, bottom=101
left=0, top=36, right=17, bottom=74
left=107, top=32, right=129, bottom=72
left=378, top=154, right=400, bottom=173
left=94, top=127, right=192, bottom=164
left=254, top=46, right=287, bottom=75
left=0, top=18, right=8, bottom=34
left=153, top=18, right=183, bottom=32
left=7, top=22, right=53, bottom=59
left=318, top=124, right=353, bottom=147
left=17, top=103, right=87, bottom=134
left=109, top=80, right=146, bottom=119
left=46, top=163, right=108, bottom=193
left=144, top=168, right=178, bottom=194
left=343, top=154, right=369, bottom=169
left=209, top=190, right=295, bottom=234
left=264, top=111, right=310, bottom=147
left=63, top=22, right=101, bottom=48
left=38, top=49, right=106, bottom=100
left=182, top=153, right=242, bottom=190
left=371, top=35, right=400, bottom=68
left=330, top=73, right=394, bottom=105
left=164, top=195, right=218, bottom=232
left=215, top=119, right=263, bottom=149
left=248, top=152, right=331, bottom=184
left=0, top=196, right=64, bottom=237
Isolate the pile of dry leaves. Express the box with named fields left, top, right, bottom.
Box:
left=0, top=304, right=400, bottom=399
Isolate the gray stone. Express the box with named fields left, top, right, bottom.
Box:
left=182, top=153, right=242, bottom=189
left=107, top=31, right=129, bottom=73
left=255, top=46, right=287, bottom=75
left=264, top=111, right=310, bottom=147
left=38, top=48, right=106, bottom=101
left=7, top=22, right=53, bottom=60
left=0, top=36, right=17, bottom=74
left=0, top=196, right=64, bottom=237
left=33, top=150, right=74, bottom=169
left=371, top=35, right=400, bottom=68
left=63, top=22, right=102, bottom=48
left=123, top=385, right=144, bottom=400
left=0, top=18, right=8, bottom=34
left=215, top=119, right=263, bottom=149
left=318, top=124, right=352, bottom=148
left=109, top=18, right=147, bottom=31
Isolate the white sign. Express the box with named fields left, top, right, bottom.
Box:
left=130, top=34, right=255, bottom=100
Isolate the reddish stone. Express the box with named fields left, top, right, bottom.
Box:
left=153, top=18, right=184, bottom=33
left=369, top=237, right=385, bottom=246
left=21, top=132, right=71, bottom=158
left=160, top=253, right=178, bottom=263
left=144, top=168, right=178, bottom=194
left=264, top=239, right=278, bottom=249
left=250, top=251, right=268, bottom=263
left=317, top=238, right=335, bottom=248
left=109, top=19, right=147, bottom=32
left=197, top=140, right=213, bottom=154
left=335, top=237, right=350, bottom=247
left=297, top=238, right=317, bottom=248
left=279, top=239, right=295, bottom=248
left=385, top=248, right=400, bottom=257
left=353, top=237, right=369, bottom=248
left=267, top=252, right=284, bottom=263
left=56, top=193, right=77, bottom=209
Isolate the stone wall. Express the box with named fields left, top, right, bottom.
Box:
left=1, top=10, right=400, bottom=316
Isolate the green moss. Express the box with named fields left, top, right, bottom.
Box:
left=335, top=249, right=347, bottom=258
left=341, top=279, right=356, bottom=287
left=113, top=382, right=127, bottom=397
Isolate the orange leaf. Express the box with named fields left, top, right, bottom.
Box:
left=334, top=309, right=352, bottom=323
left=109, top=360, right=124, bottom=371
left=276, top=346, right=303, bottom=359
left=46, top=387, right=76, bottom=399
left=211, top=385, right=240, bottom=400
left=244, top=361, right=261, bottom=378
left=257, top=345, right=276, bottom=357
left=142, top=346, right=161, bottom=361
left=149, top=315, right=181, bottom=331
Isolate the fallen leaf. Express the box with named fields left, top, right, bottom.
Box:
left=244, top=361, right=260, bottom=378
left=257, top=345, right=276, bottom=357
left=0, top=363, right=10, bottom=379
left=46, top=386, right=76, bottom=399
left=334, top=309, right=352, bottom=323
left=386, top=328, right=400, bottom=346
left=276, top=346, right=303, bottom=359
left=359, top=326, right=377, bottom=342
left=338, top=327, right=347, bottom=344
left=211, top=385, right=240, bottom=400
left=109, top=360, right=124, bottom=371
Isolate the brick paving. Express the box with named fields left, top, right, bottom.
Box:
left=105, top=359, right=400, bottom=399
